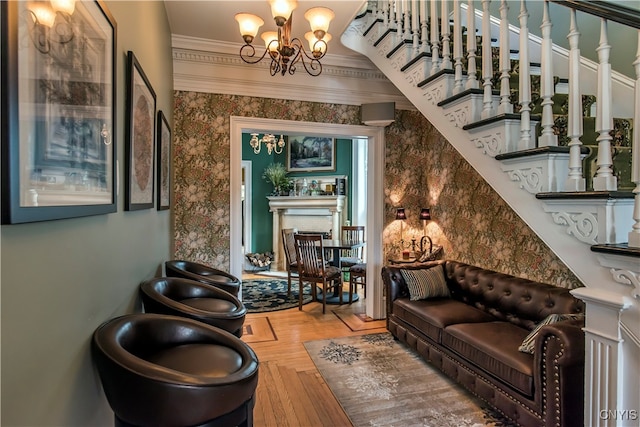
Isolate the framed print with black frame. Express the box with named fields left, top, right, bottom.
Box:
left=286, top=136, right=336, bottom=172
left=1, top=0, right=117, bottom=224
left=125, top=50, right=156, bottom=211
left=156, top=110, right=171, bottom=210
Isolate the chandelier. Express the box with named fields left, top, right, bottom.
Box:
left=235, top=1, right=335, bottom=77
left=250, top=133, right=286, bottom=155
left=25, top=0, right=76, bottom=54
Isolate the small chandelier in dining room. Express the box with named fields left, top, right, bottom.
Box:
left=234, top=0, right=335, bottom=76
left=250, top=133, right=285, bottom=155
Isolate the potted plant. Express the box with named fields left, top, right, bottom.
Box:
left=262, top=162, right=291, bottom=196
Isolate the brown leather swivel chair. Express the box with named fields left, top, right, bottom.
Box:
left=165, top=260, right=240, bottom=297
left=92, top=313, right=259, bottom=427
left=140, top=277, right=247, bottom=337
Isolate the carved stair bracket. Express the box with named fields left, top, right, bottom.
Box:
left=500, top=152, right=573, bottom=193
left=542, top=199, right=634, bottom=245
left=441, top=93, right=484, bottom=127
left=551, top=211, right=599, bottom=245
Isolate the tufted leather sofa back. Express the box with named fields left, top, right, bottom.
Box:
left=383, top=260, right=585, bottom=331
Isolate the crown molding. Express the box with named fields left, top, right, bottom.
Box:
left=171, top=35, right=414, bottom=110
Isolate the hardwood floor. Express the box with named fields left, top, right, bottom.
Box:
left=241, top=273, right=387, bottom=427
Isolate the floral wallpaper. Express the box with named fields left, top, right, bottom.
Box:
left=173, top=91, right=583, bottom=289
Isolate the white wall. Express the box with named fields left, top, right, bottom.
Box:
left=0, top=1, right=173, bottom=425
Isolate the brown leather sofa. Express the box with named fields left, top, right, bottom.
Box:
left=382, top=260, right=585, bottom=427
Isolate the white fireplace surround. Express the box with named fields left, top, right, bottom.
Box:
left=269, top=195, right=346, bottom=270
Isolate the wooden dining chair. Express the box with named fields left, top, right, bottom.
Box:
left=340, top=225, right=365, bottom=268
left=294, top=234, right=343, bottom=314
left=281, top=228, right=299, bottom=297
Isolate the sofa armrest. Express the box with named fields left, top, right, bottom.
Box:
left=534, top=319, right=585, bottom=367
left=533, top=319, right=585, bottom=427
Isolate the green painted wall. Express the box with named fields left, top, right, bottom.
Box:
left=242, top=133, right=353, bottom=254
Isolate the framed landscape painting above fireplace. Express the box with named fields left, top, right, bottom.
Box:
left=287, top=136, right=335, bottom=172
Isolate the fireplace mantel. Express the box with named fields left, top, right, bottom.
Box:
left=268, top=195, right=346, bottom=270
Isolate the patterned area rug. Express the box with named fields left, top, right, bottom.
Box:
left=304, top=333, right=516, bottom=427
left=241, top=279, right=312, bottom=313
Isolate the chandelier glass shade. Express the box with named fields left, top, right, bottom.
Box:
left=250, top=133, right=285, bottom=155
left=235, top=1, right=335, bottom=77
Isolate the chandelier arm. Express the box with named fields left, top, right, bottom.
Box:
left=290, top=38, right=323, bottom=77
left=239, top=43, right=271, bottom=65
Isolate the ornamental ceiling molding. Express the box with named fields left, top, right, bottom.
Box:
left=172, top=35, right=414, bottom=110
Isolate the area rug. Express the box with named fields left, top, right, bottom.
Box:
left=304, top=333, right=516, bottom=427
left=241, top=279, right=312, bottom=313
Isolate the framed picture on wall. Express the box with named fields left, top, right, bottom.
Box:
left=1, top=0, right=117, bottom=224
left=287, top=136, right=335, bottom=172
left=125, top=50, right=156, bottom=211
left=156, top=110, right=171, bottom=210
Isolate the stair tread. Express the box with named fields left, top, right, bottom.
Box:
left=591, top=243, right=640, bottom=258
left=536, top=191, right=634, bottom=200
left=495, top=146, right=589, bottom=160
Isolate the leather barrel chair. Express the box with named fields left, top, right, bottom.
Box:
left=140, top=277, right=246, bottom=337
left=92, top=313, right=259, bottom=427
left=165, top=260, right=241, bottom=297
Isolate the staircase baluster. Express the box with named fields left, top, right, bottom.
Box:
left=497, top=0, right=513, bottom=114
left=430, top=0, right=441, bottom=74
left=453, top=0, right=464, bottom=93
left=593, top=18, right=618, bottom=191
left=420, top=0, right=430, bottom=55
left=629, top=30, right=640, bottom=248
left=382, top=0, right=390, bottom=29
left=538, top=0, right=558, bottom=147
left=403, top=0, right=411, bottom=44
left=395, top=0, right=403, bottom=45
left=565, top=9, right=586, bottom=191
left=441, top=0, right=452, bottom=70
left=517, top=0, right=532, bottom=149
left=411, top=0, right=420, bottom=58
left=465, top=0, right=480, bottom=90
left=481, top=0, right=494, bottom=118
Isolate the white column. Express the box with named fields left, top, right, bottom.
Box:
left=538, top=0, right=558, bottom=147
left=517, top=0, right=531, bottom=150
left=593, top=18, right=617, bottom=191
left=465, top=0, right=479, bottom=90
left=453, top=0, right=464, bottom=94
left=270, top=207, right=283, bottom=270
left=570, top=288, right=633, bottom=427
left=629, top=30, right=640, bottom=248
left=497, top=0, right=513, bottom=115
left=481, top=0, right=494, bottom=118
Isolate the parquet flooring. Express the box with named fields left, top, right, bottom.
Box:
left=241, top=273, right=387, bottom=427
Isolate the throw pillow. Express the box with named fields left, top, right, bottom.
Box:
left=519, top=313, right=585, bottom=354
left=401, top=267, right=450, bottom=301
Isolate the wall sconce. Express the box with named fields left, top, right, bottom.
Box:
left=26, top=0, right=76, bottom=54
left=249, top=133, right=285, bottom=155
left=419, top=208, right=433, bottom=254
left=396, top=207, right=434, bottom=260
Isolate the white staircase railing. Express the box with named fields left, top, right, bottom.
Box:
left=362, top=0, right=638, bottom=246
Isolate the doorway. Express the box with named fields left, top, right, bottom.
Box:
left=230, top=117, right=386, bottom=319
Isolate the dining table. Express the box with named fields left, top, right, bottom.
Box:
left=319, top=238, right=365, bottom=304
